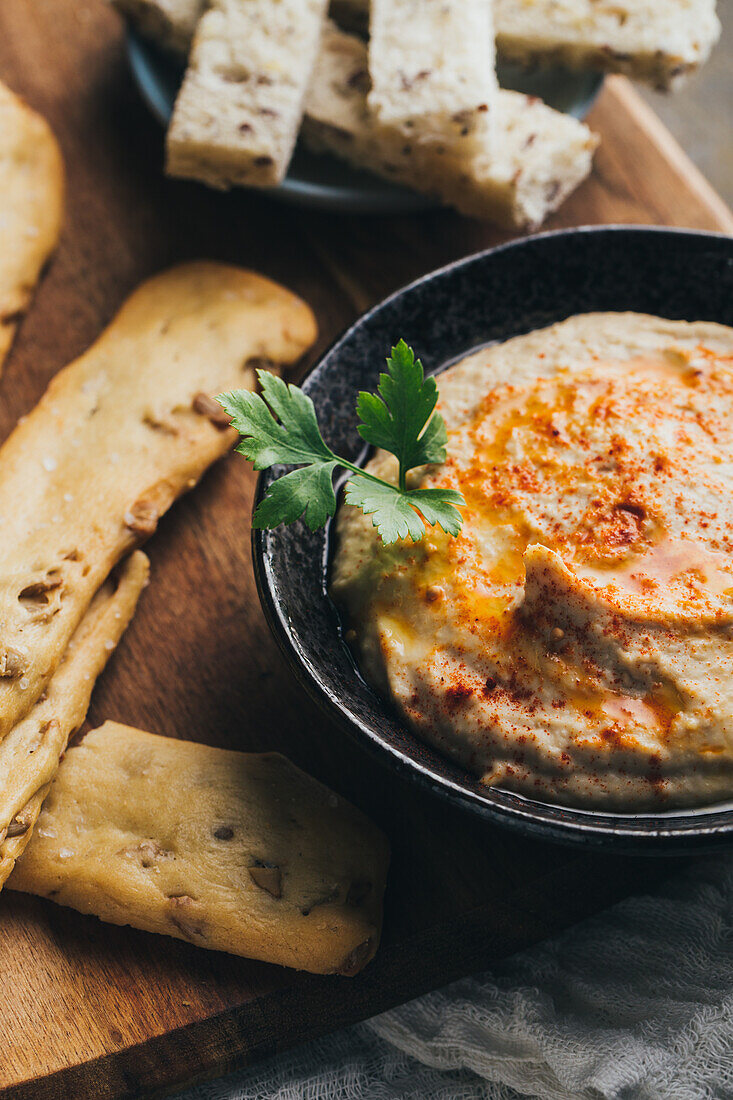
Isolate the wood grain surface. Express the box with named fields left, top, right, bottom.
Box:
left=0, top=3, right=731, bottom=1097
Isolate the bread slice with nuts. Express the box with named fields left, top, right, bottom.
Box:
left=0, top=262, right=316, bottom=744
left=166, top=0, right=329, bottom=188
left=493, top=0, right=721, bottom=91
left=0, top=80, right=64, bottom=376
left=303, top=23, right=597, bottom=229
left=122, top=0, right=720, bottom=91
left=9, top=723, right=390, bottom=976
left=329, top=0, right=720, bottom=90
left=0, top=552, right=149, bottom=887
left=367, top=0, right=497, bottom=156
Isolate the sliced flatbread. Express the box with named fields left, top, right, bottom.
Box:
left=0, top=262, right=316, bottom=743
left=303, top=24, right=597, bottom=229
left=367, top=0, right=496, bottom=155
left=0, top=80, right=64, bottom=375
left=10, top=723, right=390, bottom=976
left=0, top=552, right=149, bottom=886
left=166, top=0, right=329, bottom=189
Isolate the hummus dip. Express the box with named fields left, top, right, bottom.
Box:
left=331, top=313, right=733, bottom=810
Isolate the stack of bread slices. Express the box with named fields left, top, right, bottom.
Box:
left=113, top=0, right=721, bottom=229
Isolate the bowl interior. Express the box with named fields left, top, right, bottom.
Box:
left=255, top=227, right=733, bottom=851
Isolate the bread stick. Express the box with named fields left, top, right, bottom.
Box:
left=0, top=552, right=149, bottom=887
left=166, top=0, right=329, bottom=188
left=0, top=263, right=316, bottom=742
left=0, top=81, right=63, bottom=375
left=11, top=724, right=390, bottom=975
left=367, top=0, right=496, bottom=155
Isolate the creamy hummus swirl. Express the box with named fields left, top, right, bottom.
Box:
left=331, top=313, right=733, bottom=809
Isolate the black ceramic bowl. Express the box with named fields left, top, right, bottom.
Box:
left=253, top=226, right=733, bottom=853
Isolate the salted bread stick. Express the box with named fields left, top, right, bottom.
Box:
left=367, top=0, right=496, bottom=155
left=10, top=724, right=390, bottom=976
left=303, top=24, right=597, bottom=229
left=0, top=553, right=149, bottom=887
left=0, top=262, right=316, bottom=743
left=111, top=0, right=206, bottom=54
left=166, top=0, right=329, bottom=189
left=0, top=81, right=64, bottom=374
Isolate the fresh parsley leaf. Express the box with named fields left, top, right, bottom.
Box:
left=356, top=340, right=447, bottom=489
left=217, top=341, right=465, bottom=543
left=219, top=372, right=340, bottom=529
left=253, top=462, right=339, bottom=531
left=219, top=373, right=334, bottom=469
left=345, top=476, right=465, bottom=543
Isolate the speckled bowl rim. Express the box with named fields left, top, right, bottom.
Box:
left=253, top=225, right=733, bottom=853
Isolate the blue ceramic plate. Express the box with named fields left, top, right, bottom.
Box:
left=127, top=29, right=603, bottom=214
left=253, top=226, right=733, bottom=852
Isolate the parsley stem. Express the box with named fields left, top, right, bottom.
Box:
left=327, top=450, right=399, bottom=490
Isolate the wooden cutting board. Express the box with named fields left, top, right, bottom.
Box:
left=1, top=3, right=731, bottom=1097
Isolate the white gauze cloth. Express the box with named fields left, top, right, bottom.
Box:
left=177, top=855, right=733, bottom=1100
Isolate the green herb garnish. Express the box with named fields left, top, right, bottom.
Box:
left=218, top=340, right=465, bottom=544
